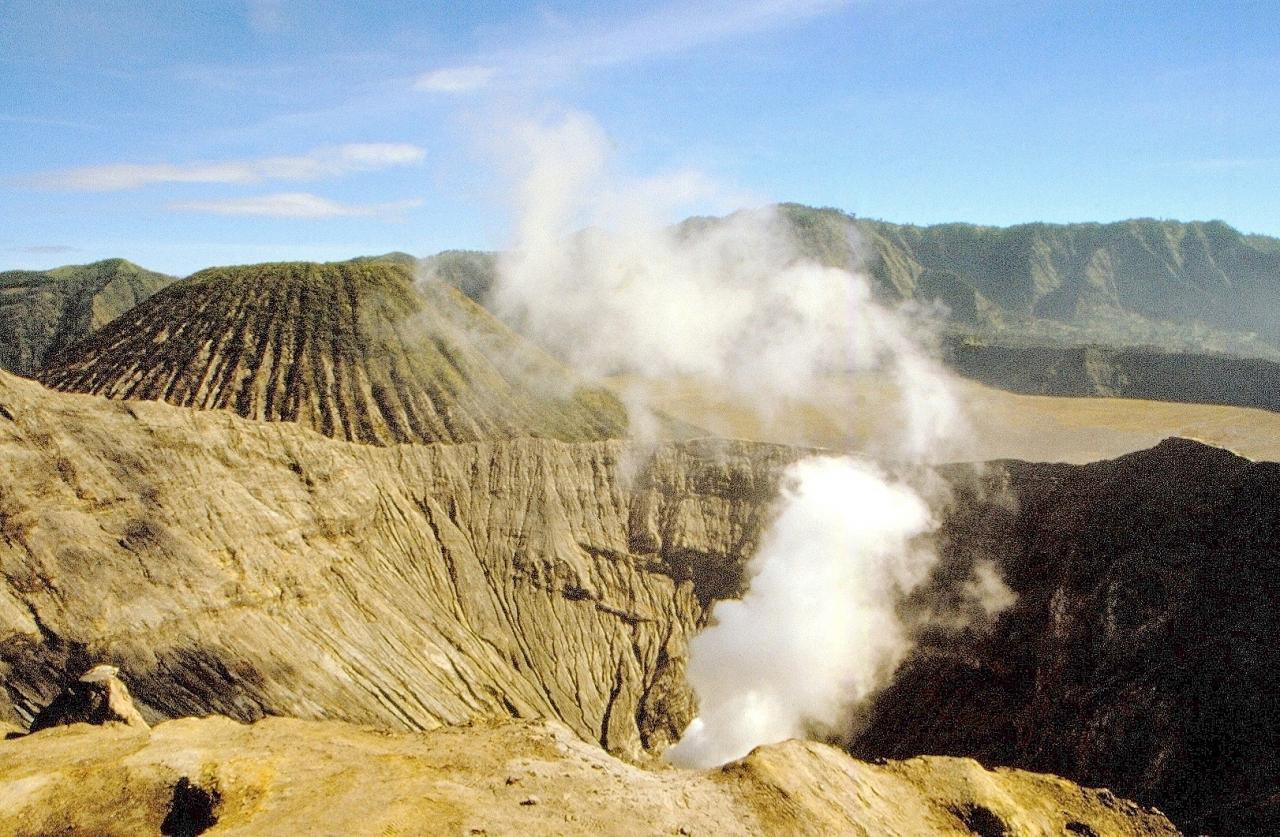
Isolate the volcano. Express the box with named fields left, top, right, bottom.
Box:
left=38, top=260, right=628, bottom=445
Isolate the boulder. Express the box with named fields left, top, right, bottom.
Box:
left=29, top=665, right=149, bottom=732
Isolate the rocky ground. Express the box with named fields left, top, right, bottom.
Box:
left=0, top=669, right=1178, bottom=836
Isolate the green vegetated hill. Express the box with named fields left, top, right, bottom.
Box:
left=404, top=207, right=1280, bottom=362
left=779, top=204, right=1280, bottom=359
left=38, top=260, right=628, bottom=445
left=0, top=259, right=175, bottom=376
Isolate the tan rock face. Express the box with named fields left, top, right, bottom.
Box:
left=1, top=367, right=1272, bottom=833
left=0, top=370, right=790, bottom=757
left=28, top=665, right=148, bottom=732
left=0, top=714, right=1179, bottom=836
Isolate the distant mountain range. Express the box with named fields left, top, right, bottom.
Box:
left=5, top=208, right=1278, bottom=410
left=0, top=259, right=174, bottom=376
left=783, top=206, right=1280, bottom=358
left=414, top=207, right=1280, bottom=360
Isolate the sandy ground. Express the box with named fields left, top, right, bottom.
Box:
left=610, top=374, right=1280, bottom=464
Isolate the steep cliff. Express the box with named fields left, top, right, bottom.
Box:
left=0, top=369, right=781, bottom=758
left=0, top=259, right=174, bottom=376
left=860, top=438, right=1280, bottom=836
left=943, top=336, right=1280, bottom=412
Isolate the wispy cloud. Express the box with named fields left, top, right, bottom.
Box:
left=168, top=192, right=422, bottom=219
left=413, top=0, right=850, bottom=94
left=246, top=0, right=285, bottom=34
left=1167, top=156, right=1280, bottom=173
left=28, top=143, right=426, bottom=191
left=0, top=113, right=98, bottom=130
left=414, top=65, right=498, bottom=93
left=562, top=0, right=851, bottom=68
left=9, top=244, right=80, bottom=254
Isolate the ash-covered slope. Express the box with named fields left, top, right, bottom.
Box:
left=0, top=369, right=781, bottom=757
left=0, top=714, right=1177, bottom=836
left=37, top=260, right=628, bottom=445
left=0, top=259, right=174, bottom=376
left=861, top=438, right=1280, bottom=836
left=2, top=369, right=1275, bottom=831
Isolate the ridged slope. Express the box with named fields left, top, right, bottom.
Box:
left=0, top=259, right=174, bottom=376
left=0, top=370, right=1272, bottom=832
left=0, top=368, right=783, bottom=758
left=37, top=260, right=628, bottom=445
left=783, top=205, right=1280, bottom=355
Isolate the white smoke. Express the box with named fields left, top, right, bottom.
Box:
left=491, top=112, right=963, bottom=460
left=664, top=456, right=938, bottom=767
left=965, top=558, right=1017, bottom=618
left=489, top=110, right=980, bottom=768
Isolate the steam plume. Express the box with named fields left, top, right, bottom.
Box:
left=490, top=111, right=982, bottom=767
left=665, top=456, right=937, bottom=767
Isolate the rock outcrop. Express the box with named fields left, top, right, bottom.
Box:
left=0, top=258, right=174, bottom=376
left=37, top=260, right=629, bottom=445
left=28, top=664, right=149, bottom=732
left=859, top=438, right=1280, bottom=836
left=0, top=369, right=784, bottom=758
left=0, top=714, right=1178, bottom=835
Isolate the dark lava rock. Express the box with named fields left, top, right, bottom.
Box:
left=856, top=437, right=1280, bottom=836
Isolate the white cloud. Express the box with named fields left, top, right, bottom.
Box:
left=168, top=192, right=422, bottom=219
left=414, top=65, right=498, bottom=93
left=568, top=0, right=851, bottom=69
left=29, top=143, right=426, bottom=191
left=246, top=0, right=285, bottom=34
left=413, top=0, right=849, bottom=92
left=10, top=245, right=80, bottom=254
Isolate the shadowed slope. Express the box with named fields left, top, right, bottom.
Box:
left=38, top=260, right=628, bottom=445
left=859, top=438, right=1280, bottom=836
left=0, top=259, right=175, bottom=376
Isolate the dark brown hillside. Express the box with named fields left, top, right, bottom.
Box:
left=37, top=260, right=628, bottom=445
left=857, top=438, right=1280, bottom=836
left=942, top=336, right=1280, bottom=412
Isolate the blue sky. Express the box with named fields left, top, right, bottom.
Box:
left=1, top=0, right=1276, bottom=275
